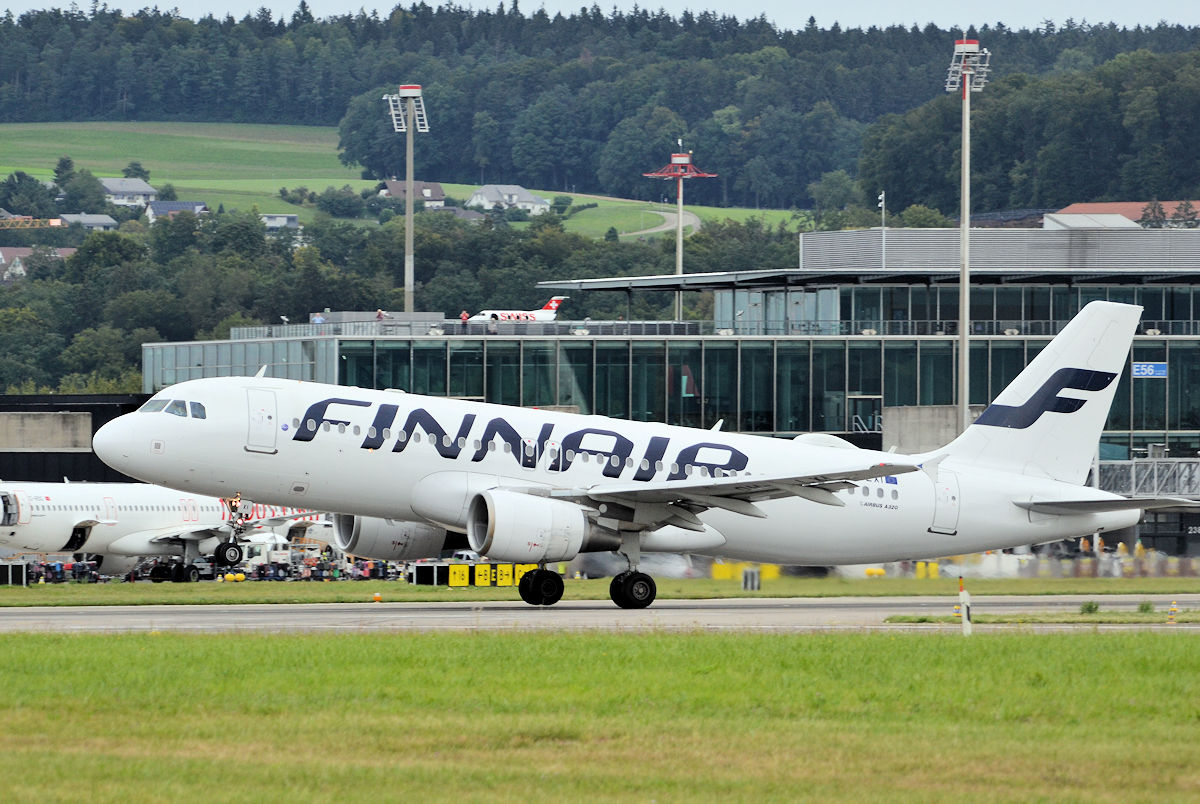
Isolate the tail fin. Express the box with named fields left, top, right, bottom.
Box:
left=542, top=296, right=568, bottom=310
left=936, top=301, right=1140, bottom=484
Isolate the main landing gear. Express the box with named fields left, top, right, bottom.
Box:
left=609, top=571, right=656, bottom=609
left=518, top=568, right=564, bottom=606
left=214, top=541, right=244, bottom=567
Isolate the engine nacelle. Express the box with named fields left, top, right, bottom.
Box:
left=467, top=490, right=617, bottom=563
left=88, top=553, right=140, bottom=576
left=332, top=515, right=447, bottom=561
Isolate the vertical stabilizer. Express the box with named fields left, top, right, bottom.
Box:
left=934, top=301, right=1140, bottom=484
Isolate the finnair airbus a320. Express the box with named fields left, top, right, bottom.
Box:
left=93, top=301, right=1181, bottom=607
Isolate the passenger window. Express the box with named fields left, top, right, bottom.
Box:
left=190, top=402, right=206, bottom=419
left=139, top=399, right=168, bottom=413
left=166, top=400, right=188, bottom=417
left=876, top=488, right=884, bottom=498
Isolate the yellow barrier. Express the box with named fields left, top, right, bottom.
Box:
left=448, top=564, right=470, bottom=587
left=495, top=563, right=514, bottom=587
left=472, top=563, right=493, bottom=586
left=711, top=562, right=781, bottom=581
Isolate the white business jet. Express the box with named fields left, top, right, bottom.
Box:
left=92, top=301, right=1184, bottom=607
left=0, top=480, right=319, bottom=581
left=469, top=295, right=567, bottom=322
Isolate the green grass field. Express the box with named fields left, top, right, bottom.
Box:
left=3, top=631, right=1198, bottom=801
left=0, top=121, right=797, bottom=237
left=4, top=575, right=1200, bottom=607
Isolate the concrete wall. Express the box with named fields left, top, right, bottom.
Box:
left=0, top=412, right=92, bottom=452
left=883, top=405, right=986, bottom=454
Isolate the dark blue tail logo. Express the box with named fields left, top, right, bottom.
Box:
left=975, top=368, right=1117, bottom=430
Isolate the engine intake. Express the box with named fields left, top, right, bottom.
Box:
left=332, top=515, right=447, bottom=561
left=467, top=489, right=616, bottom=563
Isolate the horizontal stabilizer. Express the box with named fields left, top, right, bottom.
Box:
left=1016, top=497, right=1199, bottom=515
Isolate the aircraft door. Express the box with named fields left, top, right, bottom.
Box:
left=246, top=389, right=279, bottom=454
left=0, top=492, right=16, bottom=526
left=16, top=491, right=31, bottom=525
left=928, top=469, right=960, bottom=535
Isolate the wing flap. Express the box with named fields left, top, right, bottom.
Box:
left=547, top=461, right=917, bottom=531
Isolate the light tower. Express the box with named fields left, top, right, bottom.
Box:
left=644, top=146, right=716, bottom=320
left=945, top=38, right=991, bottom=434
left=383, top=84, right=430, bottom=314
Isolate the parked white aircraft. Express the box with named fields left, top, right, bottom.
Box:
left=93, top=301, right=1184, bottom=607
left=469, top=296, right=567, bottom=322
left=0, top=481, right=319, bottom=581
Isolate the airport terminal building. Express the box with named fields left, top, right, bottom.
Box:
left=142, top=227, right=1200, bottom=554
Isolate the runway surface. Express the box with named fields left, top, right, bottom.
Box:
left=2, top=594, right=1199, bottom=633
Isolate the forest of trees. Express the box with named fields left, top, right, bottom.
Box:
left=0, top=199, right=800, bottom=393
left=4, top=5, right=1200, bottom=392
left=3, top=4, right=1200, bottom=208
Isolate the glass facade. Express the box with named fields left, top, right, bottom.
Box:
left=717, top=285, right=1200, bottom=336
left=143, top=333, right=1200, bottom=460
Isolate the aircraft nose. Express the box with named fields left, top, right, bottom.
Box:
left=93, top=415, right=136, bottom=469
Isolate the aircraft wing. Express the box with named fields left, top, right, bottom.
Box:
left=549, top=461, right=919, bottom=532
left=1016, top=497, right=1200, bottom=515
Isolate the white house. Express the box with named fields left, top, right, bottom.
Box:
left=381, top=180, right=446, bottom=208
left=60, top=213, right=119, bottom=231
left=145, top=201, right=209, bottom=225
left=0, top=247, right=76, bottom=282
left=99, top=178, right=157, bottom=207
left=466, top=184, right=550, bottom=215
left=261, top=213, right=300, bottom=232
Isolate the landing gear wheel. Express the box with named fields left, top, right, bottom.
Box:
left=171, top=563, right=185, bottom=583
left=215, top=542, right=243, bottom=566
left=149, top=564, right=171, bottom=583
left=609, top=571, right=630, bottom=601
left=531, top=569, right=564, bottom=606
left=183, top=564, right=201, bottom=583
left=517, top=569, right=538, bottom=605
left=612, top=571, right=656, bottom=609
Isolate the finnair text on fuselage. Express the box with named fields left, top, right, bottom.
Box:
left=292, top=397, right=750, bottom=481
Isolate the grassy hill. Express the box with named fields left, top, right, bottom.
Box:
left=0, top=122, right=801, bottom=236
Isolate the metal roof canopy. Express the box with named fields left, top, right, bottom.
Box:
left=538, top=266, right=1200, bottom=295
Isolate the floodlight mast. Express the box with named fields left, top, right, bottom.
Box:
left=643, top=149, right=716, bottom=320
left=945, top=39, right=991, bottom=434
left=383, top=84, right=430, bottom=314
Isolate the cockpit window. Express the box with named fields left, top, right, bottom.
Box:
left=165, top=400, right=188, bottom=417
left=189, top=402, right=207, bottom=419
left=139, top=399, right=168, bottom=413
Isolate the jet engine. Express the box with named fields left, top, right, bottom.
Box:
left=85, top=553, right=140, bottom=576
left=331, top=515, right=447, bottom=560
left=466, top=489, right=618, bottom=563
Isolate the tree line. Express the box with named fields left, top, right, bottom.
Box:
left=3, top=5, right=1200, bottom=209
left=0, top=189, right=803, bottom=393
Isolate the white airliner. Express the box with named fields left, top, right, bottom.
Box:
left=92, top=301, right=1185, bottom=607
left=0, top=481, right=320, bottom=581
left=469, top=296, right=567, bottom=322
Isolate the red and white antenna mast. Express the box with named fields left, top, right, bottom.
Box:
left=644, top=146, right=716, bottom=320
